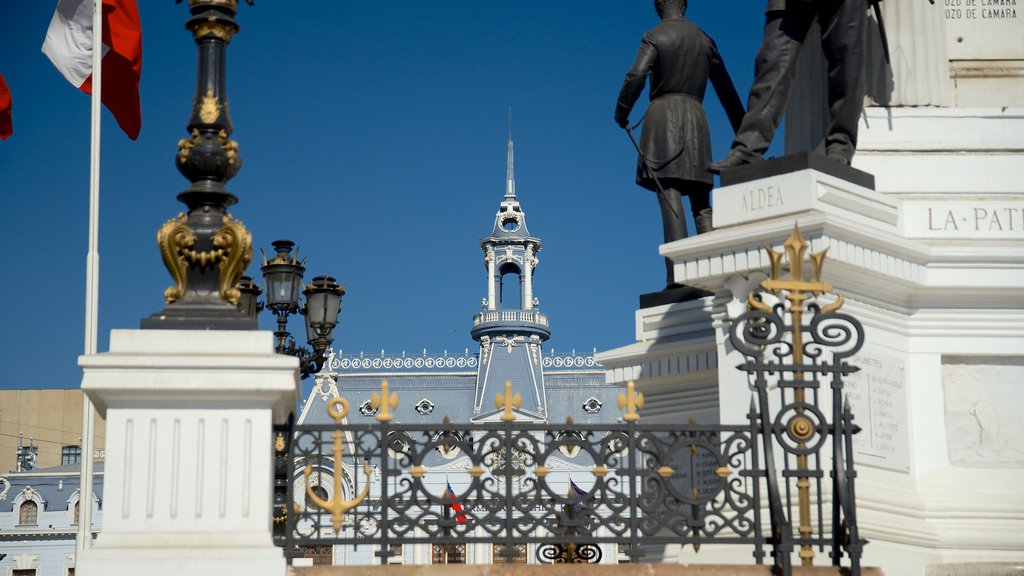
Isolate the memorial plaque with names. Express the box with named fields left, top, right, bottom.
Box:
left=844, top=349, right=909, bottom=472
left=944, top=0, right=1023, bottom=60
left=664, top=445, right=722, bottom=503
left=643, top=434, right=724, bottom=524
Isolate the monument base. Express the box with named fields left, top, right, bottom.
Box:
left=599, top=162, right=1024, bottom=575
left=77, top=330, right=298, bottom=576
left=718, top=151, right=875, bottom=190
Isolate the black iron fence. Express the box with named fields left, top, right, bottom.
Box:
left=273, top=225, right=866, bottom=575
left=285, top=416, right=763, bottom=563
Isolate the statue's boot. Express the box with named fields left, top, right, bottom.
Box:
left=708, top=150, right=759, bottom=174
left=695, top=208, right=714, bottom=234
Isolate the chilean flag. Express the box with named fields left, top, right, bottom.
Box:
left=446, top=482, right=467, bottom=524
left=42, top=0, right=142, bottom=140
left=0, top=73, right=11, bottom=141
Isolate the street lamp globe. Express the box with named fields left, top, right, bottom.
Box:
left=261, top=239, right=305, bottom=315
left=236, top=275, right=264, bottom=322
left=303, top=275, right=345, bottom=352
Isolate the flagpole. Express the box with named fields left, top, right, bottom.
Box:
left=77, top=0, right=103, bottom=558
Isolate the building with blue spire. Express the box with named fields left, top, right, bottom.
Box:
left=471, top=137, right=550, bottom=420
left=294, top=138, right=623, bottom=566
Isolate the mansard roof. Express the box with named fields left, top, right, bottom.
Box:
left=298, top=350, right=619, bottom=427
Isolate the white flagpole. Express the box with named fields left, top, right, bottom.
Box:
left=77, top=0, right=103, bottom=558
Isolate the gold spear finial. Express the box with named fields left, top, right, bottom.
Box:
left=371, top=379, right=399, bottom=423
left=759, top=224, right=832, bottom=297
left=617, top=380, right=645, bottom=422
left=495, top=380, right=521, bottom=422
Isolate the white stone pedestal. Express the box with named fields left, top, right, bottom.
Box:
left=76, top=330, right=298, bottom=576
left=597, top=166, right=1024, bottom=575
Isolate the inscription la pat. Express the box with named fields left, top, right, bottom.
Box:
left=927, top=206, right=1023, bottom=232
left=740, top=185, right=784, bottom=214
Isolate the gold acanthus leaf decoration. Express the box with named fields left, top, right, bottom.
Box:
left=177, top=128, right=200, bottom=165
left=218, top=129, right=239, bottom=166
left=212, top=214, right=252, bottom=306
left=157, top=213, right=197, bottom=304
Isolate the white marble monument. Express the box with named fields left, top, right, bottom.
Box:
left=599, top=7, right=1024, bottom=575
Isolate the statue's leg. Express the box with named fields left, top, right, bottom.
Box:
left=819, top=0, right=866, bottom=164
left=729, top=9, right=816, bottom=160
left=657, top=186, right=686, bottom=286
left=688, top=184, right=713, bottom=234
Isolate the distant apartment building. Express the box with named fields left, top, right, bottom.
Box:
left=0, top=390, right=106, bottom=474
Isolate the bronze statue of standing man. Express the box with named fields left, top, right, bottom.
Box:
left=710, top=0, right=867, bottom=171
left=616, top=0, right=745, bottom=289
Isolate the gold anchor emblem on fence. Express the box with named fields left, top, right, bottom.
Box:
left=495, top=380, right=521, bottom=422
left=617, top=379, right=645, bottom=422
left=304, top=397, right=373, bottom=532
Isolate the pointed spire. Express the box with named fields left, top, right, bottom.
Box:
left=505, top=107, right=516, bottom=200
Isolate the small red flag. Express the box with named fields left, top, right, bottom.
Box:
left=446, top=482, right=467, bottom=524
left=42, top=0, right=142, bottom=140
left=0, top=73, right=11, bottom=140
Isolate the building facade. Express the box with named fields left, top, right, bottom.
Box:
left=293, top=139, right=623, bottom=566
left=0, top=464, right=103, bottom=576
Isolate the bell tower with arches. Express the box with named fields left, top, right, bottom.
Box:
left=470, top=137, right=550, bottom=420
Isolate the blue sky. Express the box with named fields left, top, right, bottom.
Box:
left=0, top=1, right=782, bottom=390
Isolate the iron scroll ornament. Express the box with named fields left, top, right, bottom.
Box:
left=727, top=225, right=867, bottom=575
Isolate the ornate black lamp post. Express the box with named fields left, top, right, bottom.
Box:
left=256, top=240, right=345, bottom=378
left=141, top=0, right=345, bottom=378
left=142, top=0, right=253, bottom=329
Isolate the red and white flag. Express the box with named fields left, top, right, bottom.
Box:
left=446, top=482, right=467, bottom=524
left=0, top=73, right=11, bottom=141
left=42, top=0, right=142, bottom=140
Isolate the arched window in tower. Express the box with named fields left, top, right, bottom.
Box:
left=498, top=263, right=522, bottom=310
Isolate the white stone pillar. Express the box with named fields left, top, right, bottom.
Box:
left=864, top=1, right=952, bottom=107
left=76, top=330, right=298, bottom=576
left=523, top=245, right=534, bottom=310
left=486, top=247, right=496, bottom=311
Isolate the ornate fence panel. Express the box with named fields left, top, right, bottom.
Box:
left=728, top=225, right=866, bottom=575
left=285, top=397, right=763, bottom=564
left=280, top=225, right=866, bottom=575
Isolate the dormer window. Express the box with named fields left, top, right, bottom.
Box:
left=415, top=398, right=435, bottom=415
left=501, top=216, right=520, bottom=232
left=359, top=400, right=378, bottom=417
left=19, top=500, right=38, bottom=525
